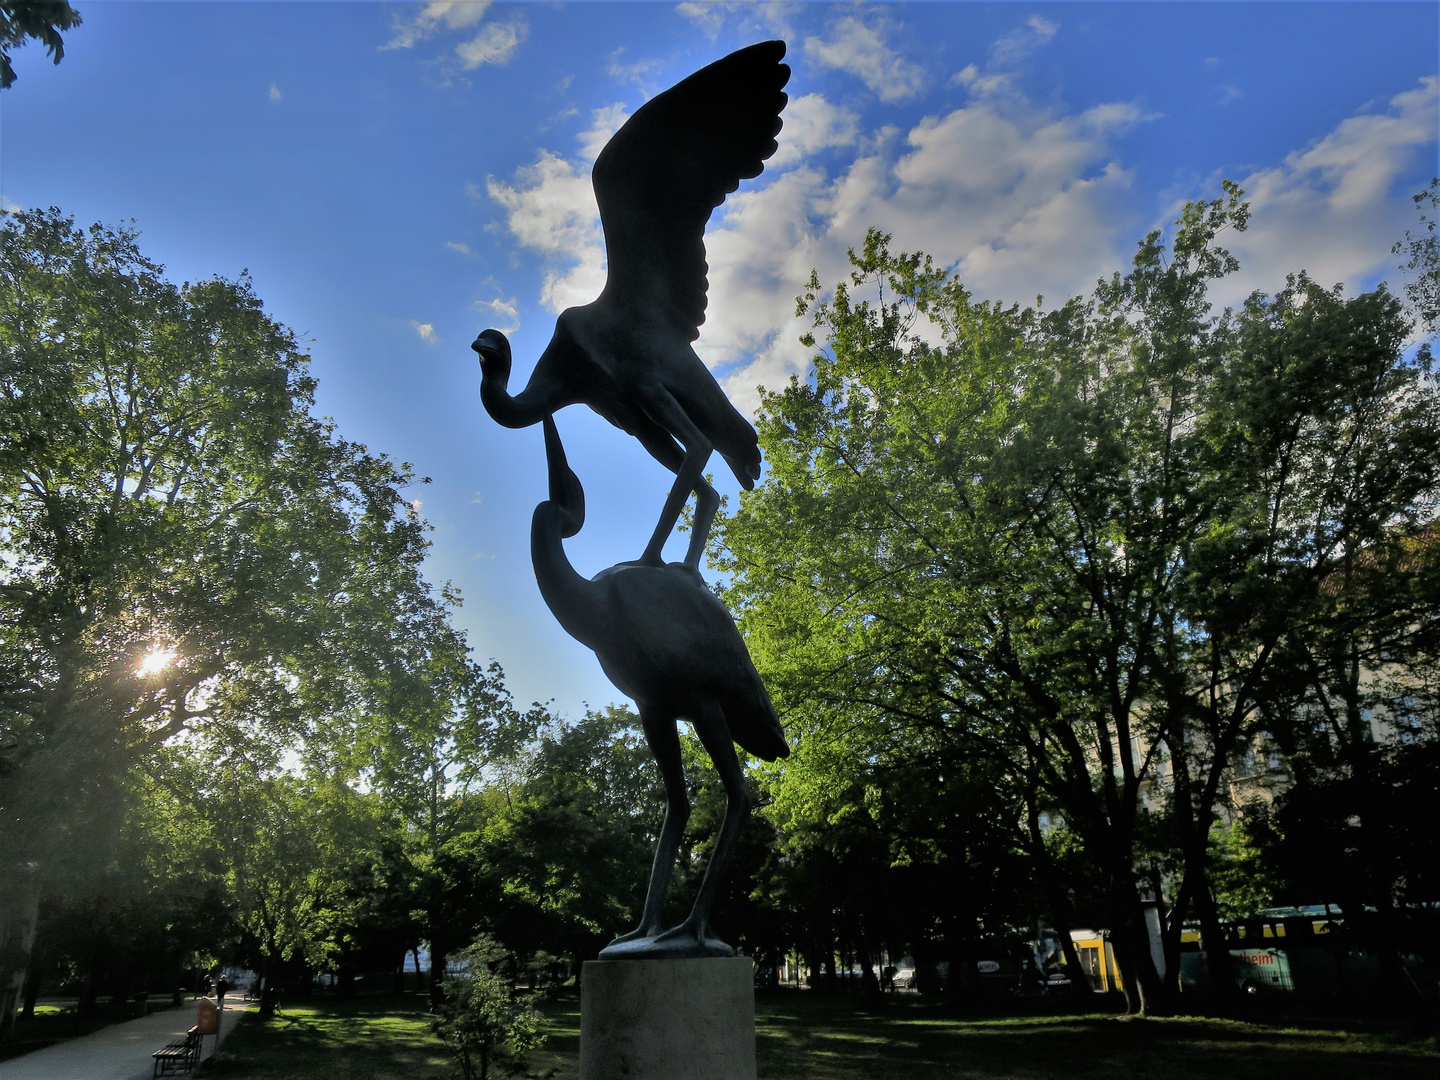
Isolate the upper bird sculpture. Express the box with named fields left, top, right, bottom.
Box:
left=531, top=412, right=788, bottom=959
left=473, top=41, right=790, bottom=571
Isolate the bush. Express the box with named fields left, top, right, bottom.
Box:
left=430, top=937, right=548, bottom=1080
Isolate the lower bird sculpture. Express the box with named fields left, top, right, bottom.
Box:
left=531, top=413, right=788, bottom=959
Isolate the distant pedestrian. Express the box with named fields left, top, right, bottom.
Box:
left=216, top=975, right=230, bottom=1010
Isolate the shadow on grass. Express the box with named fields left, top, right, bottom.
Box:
left=753, top=991, right=1440, bottom=1080
left=200, top=995, right=452, bottom=1080
left=193, top=987, right=1439, bottom=1080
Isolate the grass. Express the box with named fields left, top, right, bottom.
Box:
left=750, top=992, right=1439, bottom=1079
left=196, top=989, right=1439, bottom=1080
left=0, top=998, right=178, bottom=1063
left=200, top=996, right=453, bottom=1079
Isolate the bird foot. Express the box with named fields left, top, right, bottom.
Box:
left=598, top=921, right=734, bottom=960
left=603, top=923, right=662, bottom=950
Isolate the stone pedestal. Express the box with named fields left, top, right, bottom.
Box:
left=580, top=957, right=755, bottom=1080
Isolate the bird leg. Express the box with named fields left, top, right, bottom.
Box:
left=638, top=390, right=716, bottom=571
left=652, top=701, right=750, bottom=955
left=604, top=710, right=689, bottom=949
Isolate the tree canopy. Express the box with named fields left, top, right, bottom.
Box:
left=715, top=184, right=1440, bottom=1013
left=0, top=208, right=509, bottom=1015
left=0, top=2, right=81, bottom=89
left=5, top=188, right=1438, bottom=1027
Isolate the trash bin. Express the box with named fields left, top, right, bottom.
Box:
left=133, top=992, right=149, bottom=1017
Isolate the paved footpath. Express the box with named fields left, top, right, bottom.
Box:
left=0, top=999, right=250, bottom=1080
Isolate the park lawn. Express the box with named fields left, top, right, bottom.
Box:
left=752, top=992, right=1439, bottom=1079
left=200, top=996, right=453, bottom=1079
left=197, top=990, right=1438, bottom=1080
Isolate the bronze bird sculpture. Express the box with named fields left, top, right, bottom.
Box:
left=473, top=41, right=790, bottom=571
left=531, top=413, right=788, bottom=958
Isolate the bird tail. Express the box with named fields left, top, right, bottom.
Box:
left=679, top=373, right=762, bottom=490
left=720, top=448, right=762, bottom=491
left=724, top=680, right=788, bottom=762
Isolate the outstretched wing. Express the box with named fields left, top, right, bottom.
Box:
left=593, top=41, right=789, bottom=341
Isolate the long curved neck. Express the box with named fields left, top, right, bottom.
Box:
left=480, top=364, right=550, bottom=429
left=531, top=503, right=605, bottom=648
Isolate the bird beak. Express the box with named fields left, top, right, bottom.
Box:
left=472, top=329, right=508, bottom=367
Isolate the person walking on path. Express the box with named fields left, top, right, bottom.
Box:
left=216, top=974, right=230, bottom=1010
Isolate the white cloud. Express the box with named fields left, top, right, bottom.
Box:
left=606, top=47, right=665, bottom=88
left=486, top=70, right=1436, bottom=424
left=456, top=17, right=527, bottom=69
left=949, top=64, right=1014, bottom=100
left=0, top=196, right=21, bottom=214
left=411, top=320, right=439, bottom=343
left=446, top=240, right=472, bottom=254
left=990, top=14, right=1059, bottom=67
left=383, top=1, right=491, bottom=50
left=676, top=1, right=728, bottom=39
left=768, top=93, right=859, bottom=169
left=268, top=83, right=281, bottom=103
left=805, top=15, right=927, bottom=104
left=489, top=88, right=1151, bottom=412
left=698, top=96, right=1149, bottom=411
left=1219, top=76, right=1439, bottom=304
left=676, top=2, right=795, bottom=42
left=475, top=294, right=520, bottom=334
left=951, top=15, right=1062, bottom=101
left=578, top=104, right=631, bottom=162
left=487, top=151, right=606, bottom=312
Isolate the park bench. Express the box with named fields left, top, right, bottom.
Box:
left=151, top=1026, right=202, bottom=1077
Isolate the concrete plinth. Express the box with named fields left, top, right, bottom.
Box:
left=580, top=957, right=755, bottom=1080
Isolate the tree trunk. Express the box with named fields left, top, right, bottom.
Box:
left=802, top=938, right=821, bottom=992
left=257, top=957, right=281, bottom=1020
left=78, top=940, right=99, bottom=1016
left=21, top=959, right=40, bottom=1020
left=1025, top=798, right=1092, bottom=999
left=337, top=958, right=356, bottom=999
left=856, top=931, right=884, bottom=1006
left=0, top=868, right=41, bottom=1040
left=429, top=943, right=448, bottom=1010
left=1191, top=879, right=1237, bottom=1000
left=1111, top=901, right=1169, bottom=1016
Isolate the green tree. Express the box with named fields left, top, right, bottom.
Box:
left=0, top=2, right=81, bottom=89
left=18, top=763, right=228, bottom=1019
left=348, top=624, right=535, bottom=1007
left=1394, top=178, right=1440, bottom=333
left=716, top=189, right=1440, bottom=1014
left=0, top=208, right=465, bottom=1007
left=206, top=772, right=382, bottom=1018
left=471, top=707, right=660, bottom=971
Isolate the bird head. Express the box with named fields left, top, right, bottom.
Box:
left=471, top=328, right=512, bottom=381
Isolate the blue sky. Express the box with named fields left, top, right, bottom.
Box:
left=3, top=1, right=1436, bottom=718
